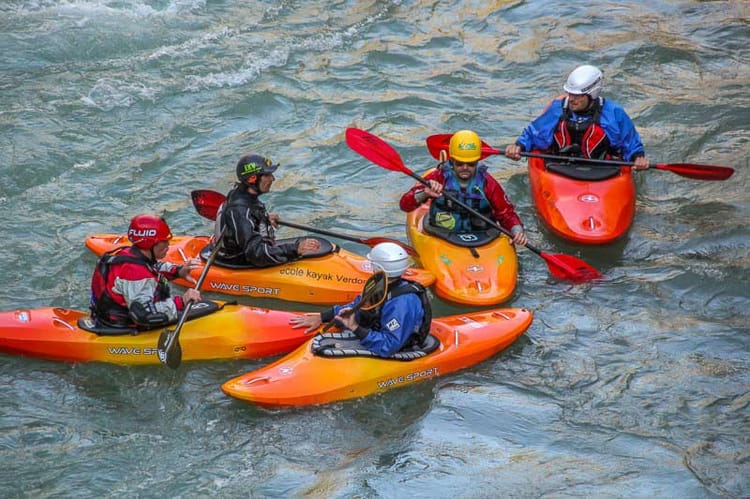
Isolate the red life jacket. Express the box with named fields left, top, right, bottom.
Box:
left=89, top=247, right=168, bottom=328
left=553, top=97, right=611, bottom=159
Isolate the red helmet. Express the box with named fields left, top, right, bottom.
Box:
left=127, top=214, right=172, bottom=250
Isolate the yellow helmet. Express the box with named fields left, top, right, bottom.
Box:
left=448, top=130, right=481, bottom=163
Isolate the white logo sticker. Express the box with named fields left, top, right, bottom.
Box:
left=386, top=318, right=400, bottom=331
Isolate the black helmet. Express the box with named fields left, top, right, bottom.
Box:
left=236, top=154, right=279, bottom=186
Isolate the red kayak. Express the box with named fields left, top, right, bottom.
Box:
left=528, top=155, right=635, bottom=244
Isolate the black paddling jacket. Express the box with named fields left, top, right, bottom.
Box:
left=216, top=186, right=298, bottom=267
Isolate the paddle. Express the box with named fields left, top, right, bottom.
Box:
left=345, top=127, right=602, bottom=283
left=157, top=228, right=225, bottom=369
left=190, top=189, right=418, bottom=256
left=425, top=133, right=735, bottom=181
left=321, top=270, right=388, bottom=332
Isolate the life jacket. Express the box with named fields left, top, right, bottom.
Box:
left=553, top=97, right=611, bottom=159
left=358, top=279, right=432, bottom=348
left=429, top=163, right=493, bottom=232
left=89, top=247, right=170, bottom=328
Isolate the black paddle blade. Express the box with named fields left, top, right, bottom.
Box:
left=359, top=270, right=389, bottom=310
left=157, top=329, right=182, bottom=370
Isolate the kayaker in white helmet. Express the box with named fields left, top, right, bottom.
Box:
left=214, top=153, right=323, bottom=267
left=89, top=214, right=201, bottom=329
left=290, top=242, right=432, bottom=358
left=505, top=64, right=650, bottom=170
left=400, top=129, right=528, bottom=246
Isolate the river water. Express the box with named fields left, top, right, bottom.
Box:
left=1, top=1, right=748, bottom=497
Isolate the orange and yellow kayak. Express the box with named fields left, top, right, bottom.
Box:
left=528, top=155, right=635, bottom=244
left=405, top=203, right=518, bottom=306
left=0, top=301, right=313, bottom=365
left=221, top=307, right=532, bottom=407
left=85, top=234, right=435, bottom=305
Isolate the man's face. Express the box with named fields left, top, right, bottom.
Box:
left=567, top=93, right=591, bottom=113
left=257, top=173, right=275, bottom=193
left=452, top=160, right=477, bottom=181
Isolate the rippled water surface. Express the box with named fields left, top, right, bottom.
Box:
left=1, top=1, right=748, bottom=497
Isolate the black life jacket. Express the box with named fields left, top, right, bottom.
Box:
left=89, top=247, right=170, bottom=328
left=553, top=97, right=611, bottom=159
left=359, top=279, right=432, bottom=348
left=218, top=186, right=276, bottom=260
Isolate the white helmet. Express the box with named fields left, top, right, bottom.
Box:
left=367, top=242, right=409, bottom=278
left=563, top=65, right=603, bottom=100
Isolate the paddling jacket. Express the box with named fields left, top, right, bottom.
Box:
left=89, top=246, right=185, bottom=329
left=322, top=279, right=432, bottom=358
left=215, top=185, right=299, bottom=267
left=399, top=165, right=523, bottom=233
left=515, top=96, right=646, bottom=161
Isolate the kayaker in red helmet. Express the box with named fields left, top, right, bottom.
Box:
left=400, top=130, right=528, bottom=246
left=213, top=154, right=324, bottom=267
left=505, top=64, right=650, bottom=170
left=290, top=242, right=432, bottom=358
left=89, top=214, right=202, bottom=329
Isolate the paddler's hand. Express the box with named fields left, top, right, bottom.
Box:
left=505, top=144, right=522, bottom=161
left=510, top=225, right=528, bottom=246
left=290, top=313, right=322, bottom=334
left=268, top=213, right=280, bottom=228
left=297, top=238, right=321, bottom=256
left=334, top=307, right=359, bottom=332
left=178, top=258, right=202, bottom=285
left=182, top=288, right=201, bottom=304
left=633, top=156, right=650, bottom=171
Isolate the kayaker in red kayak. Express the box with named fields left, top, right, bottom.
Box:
left=400, top=130, right=528, bottom=246
left=289, top=242, right=432, bottom=358
left=213, top=154, right=324, bottom=267
left=89, top=214, right=202, bottom=329
left=504, top=64, right=650, bottom=170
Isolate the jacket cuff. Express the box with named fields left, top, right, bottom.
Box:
left=320, top=308, right=336, bottom=323
left=174, top=296, right=184, bottom=311
left=353, top=326, right=369, bottom=340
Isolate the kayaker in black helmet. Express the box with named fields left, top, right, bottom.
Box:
left=214, top=154, right=323, bottom=268
left=290, top=242, right=432, bottom=358
left=90, top=214, right=202, bottom=329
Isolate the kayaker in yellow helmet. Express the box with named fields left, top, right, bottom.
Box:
left=505, top=64, right=650, bottom=170
left=290, top=242, right=432, bottom=358
left=89, top=214, right=202, bottom=329
left=213, top=153, right=326, bottom=268
left=400, top=130, right=528, bottom=246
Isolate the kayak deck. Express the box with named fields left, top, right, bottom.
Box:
left=406, top=203, right=518, bottom=306
left=85, top=234, right=435, bottom=305
left=0, top=302, right=313, bottom=365
left=528, top=155, right=635, bottom=244
left=221, top=307, right=532, bottom=407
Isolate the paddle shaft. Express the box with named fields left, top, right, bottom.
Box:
left=161, top=229, right=225, bottom=365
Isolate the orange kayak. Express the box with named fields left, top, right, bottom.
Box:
left=528, top=155, right=635, bottom=244
left=0, top=301, right=313, bottom=365
left=405, top=203, right=518, bottom=305
left=85, top=234, right=435, bottom=305
left=222, top=307, right=532, bottom=407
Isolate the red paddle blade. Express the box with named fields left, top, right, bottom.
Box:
left=191, top=189, right=226, bottom=221
left=345, top=128, right=413, bottom=174
left=655, top=163, right=734, bottom=181
left=540, top=252, right=602, bottom=283
left=425, top=133, right=501, bottom=161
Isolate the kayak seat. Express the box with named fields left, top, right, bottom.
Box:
left=546, top=161, right=621, bottom=181
left=205, top=237, right=335, bottom=269
left=77, top=300, right=223, bottom=336
left=422, top=222, right=501, bottom=248
left=311, top=330, right=440, bottom=360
